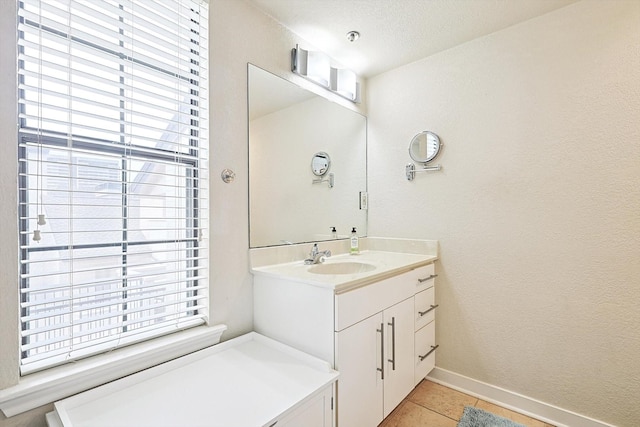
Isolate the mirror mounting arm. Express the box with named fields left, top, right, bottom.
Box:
left=406, top=163, right=441, bottom=181
left=312, top=172, right=335, bottom=188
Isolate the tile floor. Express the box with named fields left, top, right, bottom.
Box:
left=379, top=380, right=555, bottom=427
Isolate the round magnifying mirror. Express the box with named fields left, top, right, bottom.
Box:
left=408, top=131, right=441, bottom=163
left=311, top=152, right=331, bottom=176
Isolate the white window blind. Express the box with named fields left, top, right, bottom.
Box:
left=17, top=0, right=209, bottom=374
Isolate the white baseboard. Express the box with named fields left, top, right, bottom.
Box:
left=426, top=367, right=615, bottom=427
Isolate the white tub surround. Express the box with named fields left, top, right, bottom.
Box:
left=46, top=332, right=338, bottom=427
left=250, top=237, right=438, bottom=293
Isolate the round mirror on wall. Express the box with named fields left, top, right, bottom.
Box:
left=408, top=131, right=441, bottom=163
left=311, top=152, right=331, bottom=176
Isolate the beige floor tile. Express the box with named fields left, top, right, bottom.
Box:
left=380, top=401, right=458, bottom=427
left=408, top=380, right=478, bottom=421
left=475, top=400, right=553, bottom=427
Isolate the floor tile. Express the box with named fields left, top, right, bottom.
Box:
left=475, top=400, right=552, bottom=427
left=380, top=401, right=458, bottom=427
left=408, top=380, right=478, bottom=420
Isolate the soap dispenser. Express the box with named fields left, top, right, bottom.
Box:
left=350, top=227, right=359, bottom=255
left=331, top=226, right=338, bottom=239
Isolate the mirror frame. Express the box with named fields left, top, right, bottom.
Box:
left=311, top=152, right=331, bottom=176
left=408, top=131, right=441, bottom=163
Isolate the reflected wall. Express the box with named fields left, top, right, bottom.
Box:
left=248, top=64, right=367, bottom=247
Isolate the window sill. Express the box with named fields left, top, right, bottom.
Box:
left=0, top=324, right=227, bottom=418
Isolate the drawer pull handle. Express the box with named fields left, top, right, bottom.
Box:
left=376, top=323, right=384, bottom=380
left=418, top=274, right=438, bottom=283
left=388, top=317, right=396, bottom=371
left=418, top=304, right=439, bottom=317
left=419, top=345, right=439, bottom=361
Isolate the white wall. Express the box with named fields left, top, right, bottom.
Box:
left=0, top=1, right=364, bottom=426
left=367, top=1, right=640, bottom=426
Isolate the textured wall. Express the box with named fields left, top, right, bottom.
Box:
left=366, top=1, right=640, bottom=426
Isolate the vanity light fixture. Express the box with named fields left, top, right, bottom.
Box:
left=291, top=45, right=331, bottom=87
left=292, top=44, right=360, bottom=103
left=331, top=67, right=357, bottom=101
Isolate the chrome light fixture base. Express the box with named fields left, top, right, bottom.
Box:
left=291, top=45, right=360, bottom=103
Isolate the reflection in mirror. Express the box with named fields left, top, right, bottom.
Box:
left=248, top=64, right=367, bottom=248
left=311, top=152, right=330, bottom=176
left=409, top=131, right=441, bottom=163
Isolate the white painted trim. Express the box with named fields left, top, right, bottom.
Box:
left=0, top=324, right=227, bottom=418
left=426, top=367, right=615, bottom=427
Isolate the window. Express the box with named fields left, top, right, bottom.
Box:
left=17, top=0, right=209, bottom=374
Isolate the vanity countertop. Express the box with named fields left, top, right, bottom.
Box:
left=251, top=250, right=438, bottom=293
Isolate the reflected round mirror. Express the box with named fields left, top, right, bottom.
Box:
left=311, top=152, right=331, bottom=176
left=408, top=131, right=441, bottom=163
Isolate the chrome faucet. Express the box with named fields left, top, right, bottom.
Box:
left=304, top=243, right=331, bottom=265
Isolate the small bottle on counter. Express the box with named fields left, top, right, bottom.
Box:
left=331, top=226, right=338, bottom=239
left=350, top=227, right=359, bottom=255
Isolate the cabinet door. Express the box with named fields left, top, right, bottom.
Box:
left=383, top=297, right=415, bottom=418
left=276, top=385, right=334, bottom=427
left=335, top=312, right=384, bottom=427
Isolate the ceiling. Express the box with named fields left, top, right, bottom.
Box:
left=247, top=0, right=579, bottom=78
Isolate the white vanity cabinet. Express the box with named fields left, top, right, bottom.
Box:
left=253, top=255, right=438, bottom=427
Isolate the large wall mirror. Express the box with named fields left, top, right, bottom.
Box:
left=248, top=64, right=367, bottom=248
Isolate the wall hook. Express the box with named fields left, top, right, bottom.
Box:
left=221, top=169, right=236, bottom=183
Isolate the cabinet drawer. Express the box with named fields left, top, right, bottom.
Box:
left=335, top=263, right=435, bottom=332
left=336, top=270, right=410, bottom=332
left=414, top=263, right=436, bottom=293
left=415, top=287, right=436, bottom=331
left=414, top=321, right=437, bottom=386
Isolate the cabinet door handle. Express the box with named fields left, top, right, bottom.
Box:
left=418, top=304, right=439, bottom=317
left=387, top=317, right=396, bottom=371
left=419, top=345, right=439, bottom=361
left=376, top=323, right=384, bottom=380
left=418, top=274, right=438, bottom=283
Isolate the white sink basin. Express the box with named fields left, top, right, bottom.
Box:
left=308, top=261, right=376, bottom=275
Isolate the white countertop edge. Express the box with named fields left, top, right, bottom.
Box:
left=0, top=324, right=227, bottom=418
